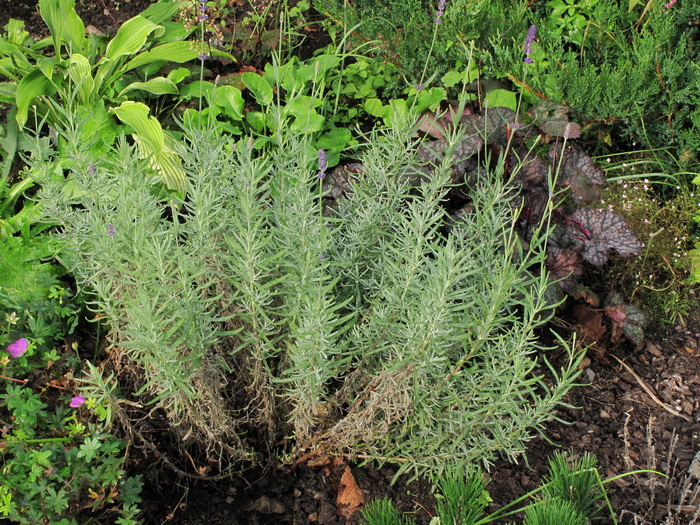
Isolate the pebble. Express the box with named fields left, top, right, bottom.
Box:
left=600, top=409, right=610, bottom=419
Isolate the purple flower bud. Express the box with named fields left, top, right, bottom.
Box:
left=197, top=13, right=208, bottom=21
left=198, top=53, right=209, bottom=61
left=107, top=223, right=115, bottom=237
left=70, top=395, right=86, bottom=408
left=6, top=338, right=28, bottom=358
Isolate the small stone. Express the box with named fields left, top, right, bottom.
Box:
left=245, top=496, right=287, bottom=514
left=585, top=368, right=596, bottom=382
left=578, top=356, right=592, bottom=369
left=600, top=409, right=610, bottom=419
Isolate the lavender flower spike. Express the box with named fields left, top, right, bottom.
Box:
left=318, top=149, right=327, bottom=179
left=434, top=0, right=447, bottom=24
left=524, top=25, right=536, bottom=64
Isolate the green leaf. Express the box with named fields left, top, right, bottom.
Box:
left=67, top=53, right=95, bottom=104
left=123, top=41, right=235, bottom=72
left=167, top=67, right=191, bottom=84
left=245, top=111, right=266, bottom=132
left=39, top=0, right=85, bottom=57
left=242, top=72, right=274, bottom=105
left=105, top=16, right=165, bottom=61
left=213, top=85, right=245, bottom=120
left=414, top=87, right=446, bottom=113
left=290, top=111, right=324, bottom=134
left=364, top=98, right=384, bottom=117
left=15, top=69, right=56, bottom=130
left=118, top=77, right=179, bottom=97
left=179, top=80, right=215, bottom=101
left=111, top=101, right=187, bottom=196
left=484, top=88, right=517, bottom=111
left=139, top=0, right=187, bottom=24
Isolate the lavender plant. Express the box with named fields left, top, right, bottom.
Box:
left=33, top=73, right=586, bottom=480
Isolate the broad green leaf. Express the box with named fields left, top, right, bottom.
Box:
left=167, top=67, right=191, bottom=84
left=484, top=88, right=517, bottom=111
left=179, top=80, right=215, bottom=101
left=37, top=56, right=60, bottom=80
left=16, top=70, right=56, bottom=129
left=67, top=53, right=95, bottom=104
left=123, top=41, right=235, bottom=72
left=414, top=87, right=446, bottom=113
left=140, top=0, right=187, bottom=24
left=118, top=77, right=178, bottom=97
left=105, top=16, right=164, bottom=61
left=111, top=101, right=187, bottom=195
left=245, top=111, right=265, bottom=132
left=39, top=0, right=85, bottom=56
left=312, top=55, right=341, bottom=75
left=213, top=85, right=245, bottom=120
left=290, top=111, right=324, bottom=134
left=364, top=98, right=384, bottom=117
left=242, top=72, right=274, bottom=105
left=6, top=19, right=30, bottom=46
left=0, top=82, right=17, bottom=103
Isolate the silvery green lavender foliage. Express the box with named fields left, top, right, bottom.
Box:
left=37, top=102, right=581, bottom=478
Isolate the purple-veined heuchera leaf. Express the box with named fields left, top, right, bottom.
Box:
left=550, top=144, right=606, bottom=203
left=567, top=207, right=643, bottom=266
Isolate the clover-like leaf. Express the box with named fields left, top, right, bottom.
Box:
left=567, top=208, right=642, bottom=266
left=549, top=144, right=606, bottom=203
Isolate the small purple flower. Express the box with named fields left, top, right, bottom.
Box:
left=415, top=83, right=425, bottom=92
left=107, top=223, right=115, bottom=237
left=197, top=13, right=208, bottom=21
left=524, top=25, right=536, bottom=64
left=6, top=338, right=28, bottom=358
left=88, top=163, right=95, bottom=175
left=69, top=395, right=86, bottom=408
left=198, top=53, right=209, bottom=61
left=317, top=149, right=327, bottom=179
left=664, top=0, right=677, bottom=8
left=434, top=0, right=447, bottom=24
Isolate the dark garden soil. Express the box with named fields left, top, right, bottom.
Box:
left=4, top=2, right=700, bottom=524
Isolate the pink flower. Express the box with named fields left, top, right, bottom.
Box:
left=6, top=338, right=28, bottom=358
left=664, top=0, right=677, bottom=8
left=70, top=395, right=86, bottom=408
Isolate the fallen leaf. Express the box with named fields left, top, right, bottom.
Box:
left=336, top=465, right=365, bottom=523
left=573, top=304, right=606, bottom=346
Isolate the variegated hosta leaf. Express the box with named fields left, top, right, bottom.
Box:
left=111, top=101, right=187, bottom=196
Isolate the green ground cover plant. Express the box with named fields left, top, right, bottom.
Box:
left=361, top=452, right=650, bottom=525
left=0, top=331, right=142, bottom=524
left=361, top=452, right=655, bottom=525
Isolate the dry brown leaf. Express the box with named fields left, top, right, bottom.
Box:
left=573, top=304, right=606, bottom=345
left=336, top=465, right=365, bottom=523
